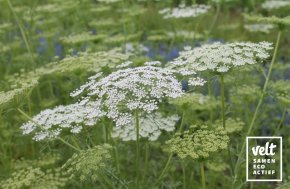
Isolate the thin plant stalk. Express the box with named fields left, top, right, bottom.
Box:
left=101, top=174, right=116, bottom=189
left=103, top=168, right=129, bottom=189
left=0, top=108, right=2, bottom=128
left=220, top=74, right=226, bottom=129
left=220, top=74, right=234, bottom=175
left=103, top=123, right=108, bottom=143
left=157, top=153, right=173, bottom=182
left=272, top=108, right=287, bottom=137
left=6, top=0, right=35, bottom=65
left=207, top=2, right=221, bottom=39
left=207, top=76, right=214, bottom=125
left=135, top=110, right=140, bottom=189
left=142, top=141, right=150, bottom=184
left=157, top=111, right=186, bottom=182
left=113, top=142, right=121, bottom=173
left=57, top=137, right=81, bottom=152
left=233, top=30, right=282, bottom=186
left=182, top=161, right=186, bottom=189
left=200, top=161, right=206, bottom=189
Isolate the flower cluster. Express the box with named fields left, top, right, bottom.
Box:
left=116, top=61, right=133, bottom=69
left=170, top=93, right=219, bottom=111
left=62, top=144, right=112, bottom=182
left=104, top=33, right=142, bottom=45
left=124, top=43, right=149, bottom=54
left=244, top=24, right=274, bottom=33
left=12, top=153, right=61, bottom=170
left=243, top=14, right=290, bottom=26
left=214, top=118, right=244, bottom=134
left=0, top=167, right=69, bottom=189
left=144, top=61, right=162, bottom=67
left=89, top=18, right=115, bottom=28
left=271, top=80, right=290, bottom=106
left=35, top=2, right=76, bottom=13
left=111, top=113, right=179, bottom=141
left=97, top=0, right=121, bottom=3
left=20, top=100, right=104, bottom=141
left=159, top=4, right=211, bottom=19
left=261, top=0, right=290, bottom=10
left=165, top=125, right=229, bottom=159
left=167, top=30, right=203, bottom=40
left=1, top=49, right=130, bottom=107
left=0, top=42, right=10, bottom=53
left=169, top=42, right=273, bottom=74
left=207, top=159, right=228, bottom=172
left=71, top=66, right=184, bottom=127
left=188, top=77, right=207, bottom=86
left=230, top=84, right=261, bottom=104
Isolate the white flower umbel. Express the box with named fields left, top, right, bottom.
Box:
left=20, top=100, right=104, bottom=141
left=261, top=0, right=290, bottom=10
left=244, top=24, right=274, bottom=34
left=188, top=77, right=207, bottom=86
left=97, top=0, right=121, bottom=3
left=71, top=66, right=184, bottom=127
left=159, top=4, right=211, bottom=19
left=144, top=61, right=162, bottom=66
left=112, top=113, right=178, bottom=141
left=116, top=61, right=133, bottom=69
left=169, top=42, right=273, bottom=74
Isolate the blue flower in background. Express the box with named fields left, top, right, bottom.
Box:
left=36, top=37, right=47, bottom=55
left=181, top=80, right=188, bottom=91
left=54, top=43, right=63, bottom=58
left=166, top=47, right=179, bottom=61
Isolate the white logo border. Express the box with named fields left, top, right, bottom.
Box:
left=246, top=136, right=282, bottom=182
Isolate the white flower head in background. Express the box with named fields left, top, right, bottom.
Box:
left=97, top=0, right=121, bottom=3
left=169, top=42, right=273, bottom=74
left=188, top=77, right=207, bottom=86
left=116, top=61, right=133, bottom=69
left=261, top=0, right=290, bottom=10
left=159, top=4, right=211, bottom=19
left=244, top=24, right=274, bottom=34
left=112, top=113, right=179, bottom=141
left=124, top=43, right=149, bottom=54
left=20, top=100, right=104, bottom=141
left=71, top=66, right=184, bottom=127
left=144, top=61, right=162, bottom=66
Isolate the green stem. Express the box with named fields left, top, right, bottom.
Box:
left=0, top=108, right=2, bottom=127
left=207, top=3, right=221, bottom=39
left=233, top=30, right=282, bottom=186
left=157, top=154, right=173, bottom=182
left=103, top=123, right=108, bottom=143
left=200, top=161, right=206, bottom=189
left=49, top=81, right=54, bottom=97
left=114, top=143, right=121, bottom=173
left=273, top=108, right=287, bottom=136
left=220, top=74, right=226, bottom=129
left=104, top=168, right=129, bottom=189
left=101, top=174, right=116, bottom=189
left=143, top=141, right=149, bottom=183
left=57, top=137, right=81, bottom=152
left=207, top=76, right=213, bottom=125
left=7, top=0, right=35, bottom=65
left=135, top=110, right=140, bottom=189
left=178, top=111, right=186, bottom=132
left=157, top=111, right=186, bottom=182
left=182, top=161, right=186, bottom=189
left=220, top=75, right=234, bottom=176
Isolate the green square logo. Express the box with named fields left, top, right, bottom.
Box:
left=246, top=137, right=282, bottom=182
